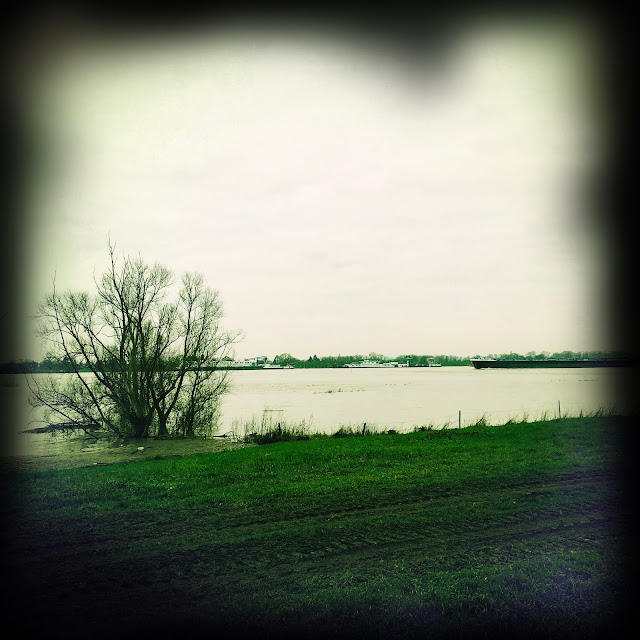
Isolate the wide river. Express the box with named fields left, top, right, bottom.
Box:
left=219, top=366, right=628, bottom=433
left=1, top=366, right=631, bottom=456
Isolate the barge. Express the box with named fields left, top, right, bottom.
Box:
left=471, top=358, right=635, bottom=369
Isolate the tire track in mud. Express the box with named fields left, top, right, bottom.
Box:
left=161, top=512, right=616, bottom=580
left=6, top=469, right=612, bottom=554
left=20, top=468, right=618, bottom=543
left=7, top=470, right=622, bottom=590
left=76, top=513, right=618, bottom=597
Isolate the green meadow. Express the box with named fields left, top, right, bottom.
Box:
left=2, top=416, right=633, bottom=639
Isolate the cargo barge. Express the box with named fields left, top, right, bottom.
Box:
left=471, top=358, right=635, bottom=369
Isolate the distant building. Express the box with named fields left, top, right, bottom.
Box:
left=226, top=356, right=269, bottom=368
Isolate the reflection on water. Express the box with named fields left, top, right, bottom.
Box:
left=1, top=367, right=629, bottom=456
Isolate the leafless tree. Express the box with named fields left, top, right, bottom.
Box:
left=28, top=243, right=241, bottom=439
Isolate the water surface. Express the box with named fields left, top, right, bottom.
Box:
left=1, top=366, right=628, bottom=456
left=219, top=366, right=625, bottom=433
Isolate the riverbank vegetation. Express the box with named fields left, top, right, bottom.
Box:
left=3, top=415, right=632, bottom=639
left=24, top=243, right=240, bottom=440
left=220, top=406, right=619, bottom=445
left=264, top=350, right=631, bottom=369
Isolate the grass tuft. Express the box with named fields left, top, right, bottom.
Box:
left=332, top=422, right=382, bottom=438
left=231, top=415, right=313, bottom=444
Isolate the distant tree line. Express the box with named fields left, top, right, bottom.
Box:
left=0, top=356, right=80, bottom=374
left=266, top=350, right=631, bottom=368
left=2, top=350, right=631, bottom=374
left=270, top=353, right=384, bottom=369
left=397, top=355, right=471, bottom=367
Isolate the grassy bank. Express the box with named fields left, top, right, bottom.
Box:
left=2, top=416, right=633, bottom=639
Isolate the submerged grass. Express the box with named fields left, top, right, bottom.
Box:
left=231, top=415, right=314, bottom=444
left=3, top=415, right=634, bottom=639
left=232, top=406, right=623, bottom=446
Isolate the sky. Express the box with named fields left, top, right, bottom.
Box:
left=9, top=12, right=615, bottom=362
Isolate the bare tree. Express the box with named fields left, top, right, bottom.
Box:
left=28, top=244, right=241, bottom=439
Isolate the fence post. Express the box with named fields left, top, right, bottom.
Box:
left=558, top=401, right=561, bottom=420
left=458, top=410, right=461, bottom=429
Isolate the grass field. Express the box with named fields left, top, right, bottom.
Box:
left=1, top=416, right=634, bottom=639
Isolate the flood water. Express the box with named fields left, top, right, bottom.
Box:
left=219, top=366, right=628, bottom=434
left=1, top=366, right=630, bottom=456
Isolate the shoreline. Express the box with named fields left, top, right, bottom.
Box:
left=0, top=436, right=249, bottom=473
left=1, top=411, right=623, bottom=473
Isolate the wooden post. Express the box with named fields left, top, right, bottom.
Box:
left=458, top=410, right=461, bottom=429
left=558, top=401, right=561, bottom=420
left=362, top=422, right=367, bottom=436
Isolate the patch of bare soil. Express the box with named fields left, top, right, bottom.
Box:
left=0, top=435, right=250, bottom=472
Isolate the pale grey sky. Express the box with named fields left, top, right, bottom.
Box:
left=17, top=17, right=609, bottom=361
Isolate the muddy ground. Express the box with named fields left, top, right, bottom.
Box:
left=0, top=434, right=249, bottom=473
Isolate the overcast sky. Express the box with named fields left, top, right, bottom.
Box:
left=15, top=15, right=610, bottom=361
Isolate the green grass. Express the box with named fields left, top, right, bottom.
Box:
left=2, top=416, right=633, bottom=639
left=231, top=415, right=315, bottom=444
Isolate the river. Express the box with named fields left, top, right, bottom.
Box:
left=0, top=367, right=627, bottom=444
left=1, top=366, right=630, bottom=456
left=219, top=366, right=627, bottom=433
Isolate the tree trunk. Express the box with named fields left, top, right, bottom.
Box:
left=127, top=413, right=151, bottom=438
left=157, top=414, right=169, bottom=438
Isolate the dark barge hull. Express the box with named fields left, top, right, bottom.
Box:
left=471, top=359, right=635, bottom=369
